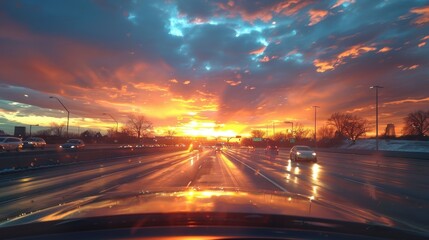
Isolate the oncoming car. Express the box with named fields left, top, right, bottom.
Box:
left=214, top=143, right=223, bottom=152
left=60, top=139, right=85, bottom=150
left=290, top=145, right=317, bottom=162
left=0, top=137, right=23, bottom=152
left=265, top=144, right=279, bottom=155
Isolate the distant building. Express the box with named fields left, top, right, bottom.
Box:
left=385, top=123, right=396, bottom=137
left=14, top=126, right=26, bottom=138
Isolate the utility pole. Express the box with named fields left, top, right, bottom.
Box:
left=50, top=96, right=70, bottom=138
left=313, top=106, right=320, bottom=148
left=370, top=86, right=383, bottom=151
left=29, top=124, right=39, bottom=137
left=103, top=113, right=119, bottom=133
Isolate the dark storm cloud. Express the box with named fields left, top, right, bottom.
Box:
left=176, top=0, right=217, bottom=20
left=185, top=24, right=262, bottom=65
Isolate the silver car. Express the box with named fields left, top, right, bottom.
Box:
left=23, top=137, right=47, bottom=149
left=290, top=145, right=317, bottom=163
left=0, top=137, right=23, bottom=152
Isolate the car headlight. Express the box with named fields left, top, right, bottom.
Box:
left=312, top=152, right=317, bottom=156
left=71, top=146, right=75, bottom=148
left=296, top=152, right=301, bottom=155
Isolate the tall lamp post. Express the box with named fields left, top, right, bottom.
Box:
left=103, top=113, right=118, bottom=133
left=313, top=106, right=320, bottom=148
left=49, top=96, right=70, bottom=138
left=370, top=86, right=383, bottom=151
left=29, top=124, right=39, bottom=137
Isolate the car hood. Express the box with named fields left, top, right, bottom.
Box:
left=0, top=188, right=407, bottom=229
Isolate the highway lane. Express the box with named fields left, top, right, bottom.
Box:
left=0, top=148, right=428, bottom=233
left=224, top=149, right=429, bottom=232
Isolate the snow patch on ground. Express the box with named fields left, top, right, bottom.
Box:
left=338, top=139, right=429, bottom=153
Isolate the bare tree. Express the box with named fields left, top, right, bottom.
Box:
left=120, top=126, right=134, bottom=137
left=344, top=116, right=370, bottom=141
left=166, top=129, right=176, bottom=137
left=125, top=114, right=153, bottom=139
left=294, top=123, right=310, bottom=140
left=318, top=125, right=335, bottom=140
left=327, top=112, right=352, bottom=136
left=251, top=130, right=265, bottom=138
left=273, top=132, right=287, bottom=142
left=50, top=122, right=65, bottom=137
left=35, top=129, right=52, bottom=136
left=106, top=128, right=116, bottom=138
left=327, top=113, right=370, bottom=141
left=402, top=110, right=429, bottom=136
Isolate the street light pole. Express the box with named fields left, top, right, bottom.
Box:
left=29, top=124, right=39, bottom=137
left=49, top=96, right=70, bottom=138
left=103, top=113, right=119, bottom=133
left=313, top=106, right=320, bottom=148
left=370, top=86, right=383, bottom=151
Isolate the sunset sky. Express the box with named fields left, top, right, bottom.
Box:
left=0, top=0, right=428, bottom=137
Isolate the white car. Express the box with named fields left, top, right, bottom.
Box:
left=290, top=145, right=317, bottom=163
left=0, top=137, right=23, bottom=152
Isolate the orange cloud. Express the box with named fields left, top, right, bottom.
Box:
left=398, top=64, right=419, bottom=71
left=225, top=80, right=242, bottom=86
left=274, top=0, right=313, bottom=16
left=218, top=0, right=311, bottom=22
left=377, top=47, right=392, bottom=53
left=313, top=59, right=335, bottom=72
left=260, top=56, right=270, bottom=62
left=410, top=6, right=429, bottom=25
left=314, top=44, right=377, bottom=72
left=249, top=46, right=266, bottom=55
left=337, top=45, right=377, bottom=59
left=308, top=9, right=329, bottom=26
left=383, top=97, right=429, bottom=106
left=331, top=0, right=355, bottom=9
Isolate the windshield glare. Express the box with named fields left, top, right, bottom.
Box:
left=0, top=0, right=428, bottom=238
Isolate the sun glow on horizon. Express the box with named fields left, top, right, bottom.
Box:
left=180, top=120, right=237, bottom=138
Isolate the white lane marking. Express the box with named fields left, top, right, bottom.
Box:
left=186, top=181, right=192, bottom=187
left=225, top=153, right=290, bottom=193
left=98, top=168, right=158, bottom=194
left=342, top=177, right=386, bottom=190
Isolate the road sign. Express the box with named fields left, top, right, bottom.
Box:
left=290, top=138, right=295, bottom=143
left=253, top=137, right=262, bottom=142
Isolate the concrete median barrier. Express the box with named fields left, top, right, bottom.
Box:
left=0, top=147, right=186, bottom=172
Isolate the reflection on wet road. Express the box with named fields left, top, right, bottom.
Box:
left=0, top=148, right=428, bottom=232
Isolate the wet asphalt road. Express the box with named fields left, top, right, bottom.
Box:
left=0, top=148, right=428, bottom=232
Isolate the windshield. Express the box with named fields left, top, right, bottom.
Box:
left=0, top=0, right=428, bottom=238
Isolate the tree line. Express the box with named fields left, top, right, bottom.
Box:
left=242, top=109, right=429, bottom=147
